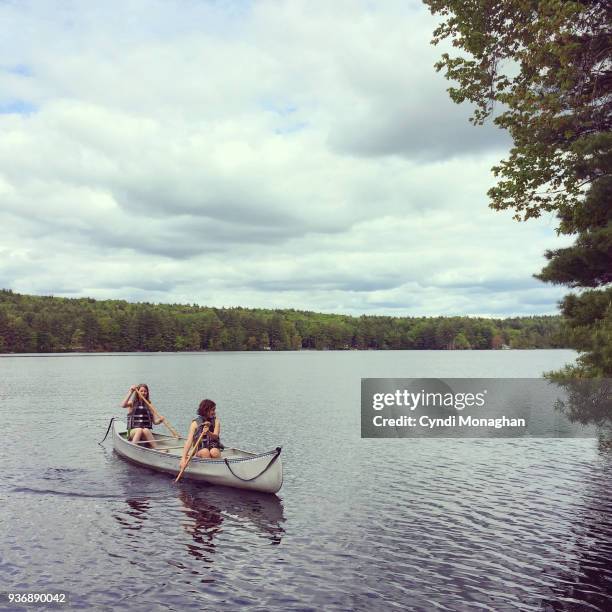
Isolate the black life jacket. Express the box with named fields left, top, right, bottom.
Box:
left=193, top=415, right=218, bottom=450
left=128, top=400, right=153, bottom=429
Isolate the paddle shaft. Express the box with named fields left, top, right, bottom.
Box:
left=175, top=424, right=209, bottom=483
left=133, top=388, right=180, bottom=438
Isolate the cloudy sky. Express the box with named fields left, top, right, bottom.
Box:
left=0, top=0, right=570, bottom=317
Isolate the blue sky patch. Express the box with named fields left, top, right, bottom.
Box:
left=0, top=99, right=37, bottom=115
left=7, top=64, right=33, bottom=77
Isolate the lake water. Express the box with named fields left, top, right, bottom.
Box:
left=1, top=350, right=611, bottom=611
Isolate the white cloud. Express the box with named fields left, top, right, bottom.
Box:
left=0, top=0, right=570, bottom=317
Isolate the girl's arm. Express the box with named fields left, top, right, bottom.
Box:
left=209, top=418, right=221, bottom=440
left=179, top=422, right=197, bottom=469
left=121, top=385, right=137, bottom=409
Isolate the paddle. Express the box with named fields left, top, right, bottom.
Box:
left=133, top=387, right=180, bottom=439
left=175, top=422, right=210, bottom=483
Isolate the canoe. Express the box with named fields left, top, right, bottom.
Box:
left=111, top=420, right=283, bottom=494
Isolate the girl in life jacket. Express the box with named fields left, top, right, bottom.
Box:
left=121, top=384, right=164, bottom=449
left=179, top=399, right=222, bottom=471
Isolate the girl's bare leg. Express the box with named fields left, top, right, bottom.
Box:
left=131, top=428, right=144, bottom=444
left=141, top=428, right=156, bottom=449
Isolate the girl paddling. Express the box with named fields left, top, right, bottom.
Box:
left=179, top=399, right=222, bottom=471
left=121, top=384, right=165, bottom=449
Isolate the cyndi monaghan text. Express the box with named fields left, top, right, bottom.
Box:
left=373, top=415, right=526, bottom=429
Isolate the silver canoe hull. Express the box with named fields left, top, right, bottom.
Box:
left=112, top=420, right=283, bottom=494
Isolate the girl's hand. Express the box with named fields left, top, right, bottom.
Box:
left=154, top=415, right=165, bottom=425
left=130, top=385, right=137, bottom=392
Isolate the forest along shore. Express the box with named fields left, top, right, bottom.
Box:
left=0, top=289, right=565, bottom=353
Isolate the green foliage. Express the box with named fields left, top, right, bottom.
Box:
left=0, top=289, right=565, bottom=353
left=453, top=332, right=471, bottom=350
left=425, top=0, right=611, bottom=381
left=554, top=288, right=612, bottom=376
left=425, top=0, right=611, bottom=220
left=536, top=176, right=612, bottom=288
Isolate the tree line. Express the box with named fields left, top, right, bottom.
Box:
left=0, top=289, right=566, bottom=353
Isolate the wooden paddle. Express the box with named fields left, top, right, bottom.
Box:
left=133, top=387, right=180, bottom=438
left=175, top=422, right=210, bottom=483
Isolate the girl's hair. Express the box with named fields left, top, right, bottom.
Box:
left=198, top=399, right=216, bottom=419
left=135, top=384, right=150, bottom=403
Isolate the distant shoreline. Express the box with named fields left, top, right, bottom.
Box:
left=0, top=289, right=568, bottom=353
left=1, top=348, right=577, bottom=357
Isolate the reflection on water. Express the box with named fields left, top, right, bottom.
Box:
left=111, top=484, right=286, bottom=570
left=554, top=378, right=612, bottom=450
left=554, top=378, right=612, bottom=426
left=113, top=498, right=151, bottom=532
left=541, top=458, right=612, bottom=610
left=179, top=490, right=224, bottom=562
left=177, top=484, right=286, bottom=563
